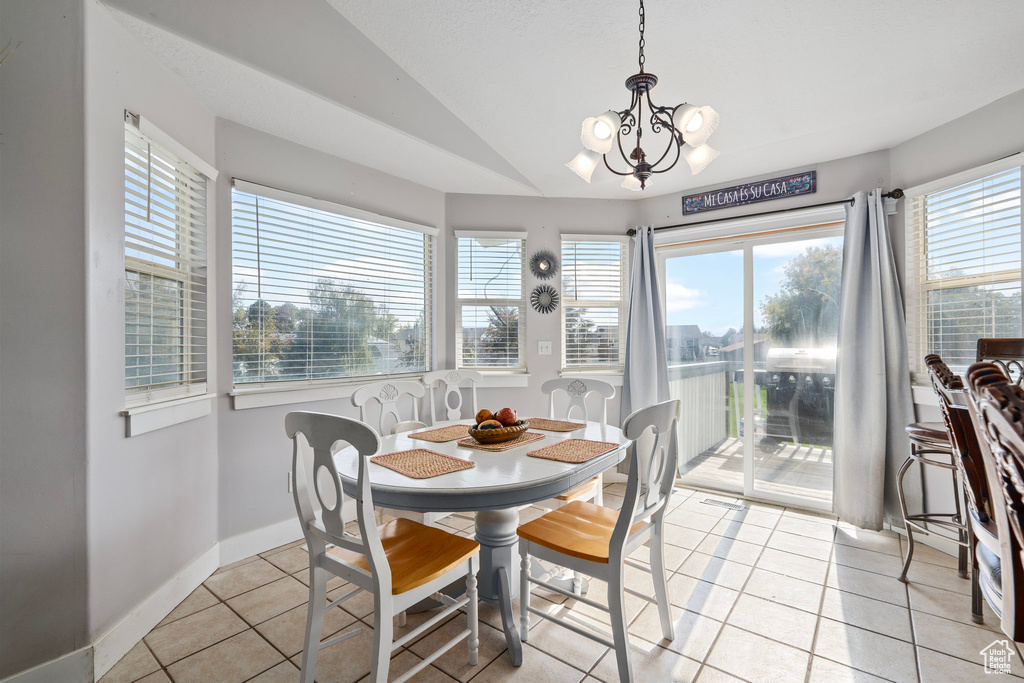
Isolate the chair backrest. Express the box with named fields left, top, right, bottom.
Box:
left=964, top=364, right=1024, bottom=641
left=540, top=378, right=616, bottom=423
left=977, top=338, right=1024, bottom=385
left=285, top=411, right=391, bottom=591
left=607, top=400, right=680, bottom=562
left=421, top=369, right=482, bottom=423
left=924, top=354, right=992, bottom=523
left=351, top=380, right=425, bottom=436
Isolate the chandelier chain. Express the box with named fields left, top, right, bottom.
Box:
left=638, top=0, right=645, bottom=72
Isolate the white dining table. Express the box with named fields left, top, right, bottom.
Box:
left=332, top=419, right=630, bottom=666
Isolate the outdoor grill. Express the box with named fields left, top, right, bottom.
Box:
left=760, top=347, right=837, bottom=453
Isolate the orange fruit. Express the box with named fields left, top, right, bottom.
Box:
left=475, top=409, right=493, bottom=425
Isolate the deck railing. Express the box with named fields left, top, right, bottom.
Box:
left=668, top=361, right=742, bottom=466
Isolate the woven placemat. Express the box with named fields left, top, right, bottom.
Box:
left=525, top=417, right=586, bottom=432
left=408, top=424, right=471, bottom=443
left=370, top=449, right=474, bottom=479
left=528, top=439, right=619, bottom=464
left=457, top=431, right=546, bottom=452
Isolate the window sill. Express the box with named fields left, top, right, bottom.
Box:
left=122, top=393, right=215, bottom=436
left=230, top=380, right=367, bottom=410
left=912, top=384, right=938, bottom=407
left=559, top=371, right=624, bottom=387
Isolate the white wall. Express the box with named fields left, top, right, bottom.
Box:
left=214, top=120, right=447, bottom=541
left=444, top=194, right=639, bottom=422
left=0, top=1, right=89, bottom=677
left=83, top=0, right=220, bottom=642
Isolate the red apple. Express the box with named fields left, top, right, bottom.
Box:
left=495, top=407, right=518, bottom=427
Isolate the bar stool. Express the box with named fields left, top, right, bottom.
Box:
left=897, top=391, right=969, bottom=582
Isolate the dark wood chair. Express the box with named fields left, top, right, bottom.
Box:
left=977, top=338, right=1024, bottom=384
left=923, top=355, right=995, bottom=622
left=964, top=363, right=1024, bottom=641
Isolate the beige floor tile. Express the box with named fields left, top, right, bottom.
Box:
left=255, top=602, right=358, bottom=657
left=98, top=640, right=160, bottom=683
left=782, top=508, right=837, bottom=525
left=666, top=509, right=723, bottom=533
left=675, top=497, right=732, bottom=519
left=630, top=602, right=722, bottom=661
left=755, top=547, right=830, bottom=584
left=524, top=611, right=609, bottom=673
left=807, top=656, right=888, bottom=682
left=263, top=545, right=311, bottom=574
left=913, top=609, right=1020, bottom=666
left=135, top=672, right=171, bottom=683
left=290, top=623, right=373, bottom=683
left=775, top=515, right=837, bottom=541
left=917, top=644, right=1024, bottom=680
left=355, top=650, right=459, bottom=683
left=213, top=555, right=261, bottom=575
left=744, top=568, right=824, bottom=614
left=812, top=618, right=917, bottom=683
left=677, top=552, right=753, bottom=591
left=144, top=603, right=248, bottom=666
left=694, top=666, right=747, bottom=682
left=705, top=625, right=810, bottom=682
left=833, top=527, right=902, bottom=557
left=249, top=660, right=302, bottom=683
left=906, top=582, right=1001, bottom=631
left=469, top=643, right=587, bottom=683
left=694, top=533, right=765, bottom=565
left=291, top=569, right=349, bottom=592
left=826, top=563, right=908, bottom=607
left=902, top=556, right=972, bottom=595
left=728, top=507, right=784, bottom=530
left=408, top=618, right=506, bottom=682
left=204, top=558, right=287, bottom=600
left=831, top=543, right=905, bottom=577
left=819, top=587, right=913, bottom=642
left=766, top=529, right=833, bottom=561
left=589, top=640, right=701, bottom=683
left=664, top=525, right=711, bottom=550
left=569, top=575, right=646, bottom=625
left=260, top=538, right=306, bottom=557
left=166, top=629, right=283, bottom=683
left=628, top=538, right=692, bottom=572
left=710, top=517, right=774, bottom=545
left=903, top=538, right=960, bottom=569
left=227, top=575, right=310, bottom=625
left=156, top=585, right=220, bottom=628
left=726, top=593, right=818, bottom=651
left=667, top=574, right=740, bottom=622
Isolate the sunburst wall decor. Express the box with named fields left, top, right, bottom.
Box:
left=531, top=284, right=559, bottom=314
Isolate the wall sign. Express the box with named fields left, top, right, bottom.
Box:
left=681, top=171, right=816, bottom=215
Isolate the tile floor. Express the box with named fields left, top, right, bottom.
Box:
left=101, top=484, right=1022, bottom=682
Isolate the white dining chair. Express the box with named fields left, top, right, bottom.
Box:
left=286, top=411, right=480, bottom=683
left=421, top=369, right=482, bottom=423
left=352, top=380, right=426, bottom=437
left=517, top=399, right=680, bottom=683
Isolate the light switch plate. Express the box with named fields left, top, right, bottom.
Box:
left=538, top=341, right=552, bottom=355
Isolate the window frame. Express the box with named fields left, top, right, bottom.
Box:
left=454, top=230, right=528, bottom=373
left=904, top=153, right=1024, bottom=381
left=229, top=179, right=438, bottom=392
left=559, top=234, right=630, bottom=374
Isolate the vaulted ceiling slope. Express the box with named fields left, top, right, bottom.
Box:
left=105, top=0, right=1024, bottom=200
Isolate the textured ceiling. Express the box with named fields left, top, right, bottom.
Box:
left=105, top=0, right=1024, bottom=200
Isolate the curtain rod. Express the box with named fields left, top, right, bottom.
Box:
left=626, top=188, right=905, bottom=236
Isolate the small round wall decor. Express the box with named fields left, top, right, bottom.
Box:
left=530, top=250, right=559, bottom=280
left=531, top=284, right=559, bottom=314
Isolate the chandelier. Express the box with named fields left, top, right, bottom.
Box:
left=566, top=0, right=720, bottom=191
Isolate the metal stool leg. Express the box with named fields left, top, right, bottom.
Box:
left=952, top=473, right=968, bottom=579
left=897, top=452, right=916, bottom=583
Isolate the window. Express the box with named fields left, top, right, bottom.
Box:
left=561, top=237, right=628, bottom=372
left=906, top=155, right=1023, bottom=376
left=231, top=181, right=435, bottom=385
left=124, top=123, right=208, bottom=406
left=456, top=231, right=527, bottom=370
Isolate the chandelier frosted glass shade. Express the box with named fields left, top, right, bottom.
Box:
left=565, top=149, right=602, bottom=183
left=682, top=143, right=719, bottom=174
left=581, top=111, right=621, bottom=154
left=682, top=106, right=719, bottom=147
left=621, top=175, right=644, bottom=191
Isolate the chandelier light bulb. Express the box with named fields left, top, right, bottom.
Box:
left=684, top=106, right=720, bottom=147
left=565, top=149, right=602, bottom=183
left=686, top=112, right=703, bottom=133
left=580, top=110, right=621, bottom=154
left=672, top=103, right=699, bottom=134
left=593, top=120, right=612, bottom=140
left=682, top=143, right=719, bottom=174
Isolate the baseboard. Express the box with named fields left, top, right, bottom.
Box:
left=91, top=543, right=219, bottom=680
left=218, top=517, right=303, bottom=567
left=0, top=647, right=93, bottom=683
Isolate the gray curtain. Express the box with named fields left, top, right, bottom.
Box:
left=833, top=190, right=913, bottom=530
left=620, top=227, right=672, bottom=475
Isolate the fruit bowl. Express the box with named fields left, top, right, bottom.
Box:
left=467, top=421, right=530, bottom=445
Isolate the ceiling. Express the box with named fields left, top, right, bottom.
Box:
left=105, top=0, right=1024, bottom=200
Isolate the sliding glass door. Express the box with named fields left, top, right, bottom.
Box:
left=659, top=223, right=843, bottom=509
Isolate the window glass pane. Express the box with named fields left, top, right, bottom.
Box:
left=459, top=305, right=522, bottom=368
left=232, top=189, right=433, bottom=384
left=456, top=235, right=525, bottom=369
left=561, top=240, right=626, bottom=370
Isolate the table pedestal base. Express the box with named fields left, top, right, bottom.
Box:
left=475, top=508, right=522, bottom=665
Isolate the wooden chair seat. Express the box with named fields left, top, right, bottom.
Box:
left=554, top=476, right=601, bottom=503
left=905, top=421, right=950, bottom=446
left=517, top=500, right=644, bottom=564
left=330, top=518, right=479, bottom=594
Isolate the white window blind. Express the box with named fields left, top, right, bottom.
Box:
left=561, top=238, right=628, bottom=371
left=124, top=122, right=208, bottom=406
left=906, top=160, right=1023, bottom=376
left=456, top=232, right=526, bottom=370
left=231, top=181, right=435, bottom=385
